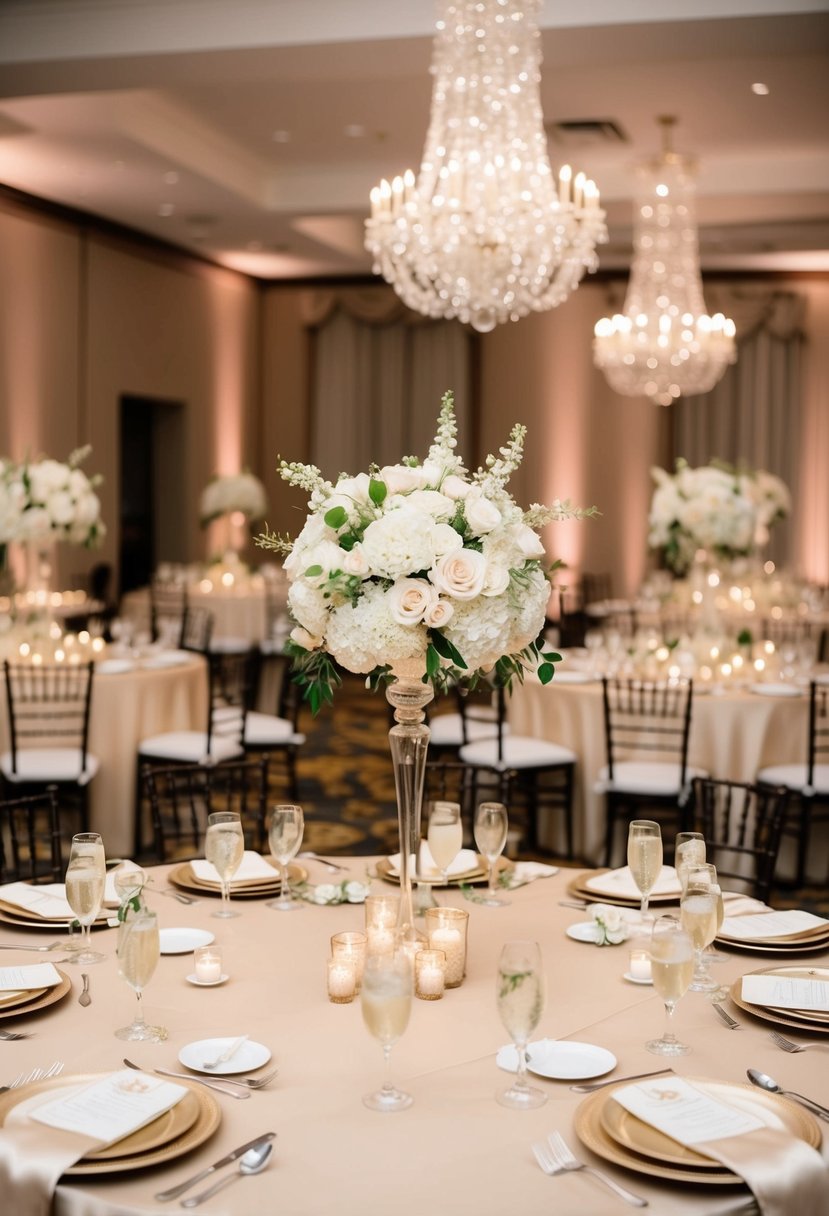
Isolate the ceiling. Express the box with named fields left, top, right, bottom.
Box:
left=1, top=0, right=828, bottom=280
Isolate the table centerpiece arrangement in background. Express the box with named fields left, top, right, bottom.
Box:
left=260, top=390, right=595, bottom=940
left=200, top=470, right=268, bottom=566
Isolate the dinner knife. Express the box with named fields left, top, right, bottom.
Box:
left=153, top=1131, right=277, bottom=1202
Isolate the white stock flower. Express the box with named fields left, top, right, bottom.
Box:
left=360, top=509, right=437, bottom=580
left=387, top=578, right=437, bottom=626
left=464, top=490, right=502, bottom=536
left=387, top=489, right=454, bottom=521
left=430, top=548, right=488, bottom=600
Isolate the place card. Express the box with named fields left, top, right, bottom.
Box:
left=741, top=974, right=829, bottom=1012
left=30, top=1071, right=187, bottom=1146
left=0, top=963, right=63, bottom=992
left=191, top=850, right=276, bottom=884
left=720, top=910, right=829, bottom=941
left=613, top=1077, right=765, bottom=1147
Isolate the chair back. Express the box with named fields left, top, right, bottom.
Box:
left=582, top=572, right=613, bottom=606
left=691, top=776, right=789, bottom=903
left=808, top=680, right=829, bottom=786
left=180, top=605, right=214, bottom=653
left=423, top=760, right=474, bottom=826
left=205, top=650, right=254, bottom=757
left=601, top=677, right=694, bottom=783
left=150, top=574, right=188, bottom=644
left=142, top=757, right=270, bottom=861
left=454, top=681, right=500, bottom=748
left=0, top=786, right=63, bottom=882
left=3, top=661, right=95, bottom=778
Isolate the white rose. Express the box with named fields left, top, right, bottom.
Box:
left=387, top=577, right=437, bottom=625
left=464, top=491, right=502, bottom=536
left=380, top=464, right=424, bottom=495
left=423, top=598, right=454, bottom=628
left=345, top=881, right=368, bottom=903
left=299, top=540, right=344, bottom=585
left=482, top=563, right=510, bottom=597
left=431, top=523, right=463, bottom=558
left=420, top=461, right=444, bottom=487
left=290, top=625, right=323, bottom=650
left=430, top=549, right=487, bottom=600
left=511, top=523, right=545, bottom=558
left=441, top=474, right=470, bottom=500
left=342, top=545, right=370, bottom=578
left=334, top=472, right=371, bottom=502
left=313, top=884, right=338, bottom=904
left=387, top=489, right=454, bottom=521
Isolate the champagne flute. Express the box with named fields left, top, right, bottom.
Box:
left=361, top=952, right=413, bottom=1112
left=64, top=832, right=106, bottom=964
left=205, top=811, right=244, bottom=919
left=496, top=940, right=546, bottom=1109
left=114, top=909, right=167, bottom=1042
left=647, top=915, right=694, bottom=1055
left=680, top=864, right=719, bottom=993
left=427, top=801, right=463, bottom=885
left=627, top=820, right=663, bottom=920
left=267, top=804, right=304, bottom=911
left=474, top=801, right=509, bottom=907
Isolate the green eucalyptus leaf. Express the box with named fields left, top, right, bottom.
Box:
left=324, top=506, right=347, bottom=529
left=304, top=564, right=322, bottom=578
left=369, top=478, right=387, bottom=505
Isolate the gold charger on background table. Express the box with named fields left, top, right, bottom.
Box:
left=567, top=870, right=679, bottom=908
left=0, top=986, right=48, bottom=1011
left=0, top=1073, right=220, bottom=1176
left=169, top=859, right=307, bottom=899
left=715, top=934, right=829, bottom=956
left=0, top=970, right=71, bottom=1022
left=575, top=1076, right=821, bottom=1187
left=729, top=965, right=829, bottom=1035
left=375, top=854, right=510, bottom=888
left=0, top=900, right=110, bottom=930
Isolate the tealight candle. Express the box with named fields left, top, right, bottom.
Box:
left=629, top=948, right=652, bottom=982
left=327, top=958, right=356, bottom=1004
left=194, top=946, right=222, bottom=984
left=331, top=931, right=367, bottom=990
left=415, top=949, right=445, bottom=1000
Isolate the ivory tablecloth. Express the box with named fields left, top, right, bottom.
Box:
left=122, top=586, right=269, bottom=646
left=0, top=860, right=825, bottom=1215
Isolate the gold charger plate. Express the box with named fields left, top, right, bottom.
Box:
left=0, top=969, right=71, bottom=1021
left=0, top=985, right=48, bottom=1011
left=0, top=903, right=109, bottom=931
left=714, top=933, right=829, bottom=955
left=85, top=1089, right=201, bottom=1161
left=567, top=870, right=679, bottom=908
left=0, top=1072, right=220, bottom=1176
left=375, top=854, right=507, bottom=887
left=729, top=966, right=829, bottom=1035
left=599, top=1077, right=820, bottom=1171
left=575, top=1076, right=820, bottom=1187
left=169, top=859, right=307, bottom=898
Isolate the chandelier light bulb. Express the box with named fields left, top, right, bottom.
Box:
left=365, top=0, right=608, bottom=332
left=593, top=117, right=736, bottom=405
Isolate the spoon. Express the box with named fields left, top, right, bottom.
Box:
left=746, top=1069, right=829, bottom=1122
left=78, top=974, right=91, bottom=1007
left=180, top=1141, right=273, bottom=1207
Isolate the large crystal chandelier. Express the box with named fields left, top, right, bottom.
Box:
left=364, top=0, right=607, bottom=333
left=593, top=117, right=736, bottom=406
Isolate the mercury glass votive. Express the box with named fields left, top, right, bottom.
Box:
left=365, top=895, right=399, bottom=954
left=331, top=931, right=367, bottom=990
left=424, top=907, right=468, bottom=988
left=327, top=957, right=357, bottom=1004
left=415, top=949, right=446, bottom=1000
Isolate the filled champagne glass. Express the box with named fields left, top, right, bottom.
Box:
left=647, top=915, right=694, bottom=1056
left=627, top=820, right=663, bottom=920
left=205, top=811, right=244, bottom=918
left=681, top=863, right=720, bottom=992
left=675, top=831, right=706, bottom=894
left=474, top=801, right=509, bottom=907
left=267, top=804, right=304, bottom=911
left=64, top=832, right=106, bottom=964
left=115, top=909, right=167, bottom=1041
left=496, top=940, right=546, bottom=1109
left=427, top=801, right=463, bottom=885
left=361, top=952, right=413, bottom=1112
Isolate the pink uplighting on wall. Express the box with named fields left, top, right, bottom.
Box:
left=206, top=280, right=247, bottom=554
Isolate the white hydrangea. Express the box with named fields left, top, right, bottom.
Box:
left=288, top=579, right=330, bottom=637
left=8, top=451, right=105, bottom=547
left=200, top=471, right=267, bottom=523
left=326, top=583, right=426, bottom=673
left=359, top=509, right=437, bottom=580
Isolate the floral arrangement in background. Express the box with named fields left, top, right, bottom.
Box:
left=648, top=459, right=790, bottom=575
left=200, top=471, right=268, bottom=526
left=258, top=391, right=596, bottom=711
left=0, top=446, right=105, bottom=548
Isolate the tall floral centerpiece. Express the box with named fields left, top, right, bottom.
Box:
left=200, top=471, right=268, bottom=566
left=259, top=391, right=594, bottom=939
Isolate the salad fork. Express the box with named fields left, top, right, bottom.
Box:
left=533, top=1132, right=648, bottom=1207
left=770, top=1030, right=829, bottom=1054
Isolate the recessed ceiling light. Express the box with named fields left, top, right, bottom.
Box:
left=751, top=82, right=770, bottom=95
left=344, top=124, right=366, bottom=138
left=272, top=129, right=291, bottom=143
left=163, top=171, right=179, bottom=185
left=158, top=203, right=175, bottom=217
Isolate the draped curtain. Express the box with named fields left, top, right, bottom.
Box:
left=671, top=287, right=805, bottom=567
left=303, top=287, right=473, bottom=478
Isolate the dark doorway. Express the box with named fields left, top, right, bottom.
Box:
left=119, top=396, right=185, bottom=594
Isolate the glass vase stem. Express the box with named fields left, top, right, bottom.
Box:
left=386, top=666, right=433, bottom=942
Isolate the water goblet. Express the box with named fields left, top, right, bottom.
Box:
left=474, top=801, right=509, bottom=907
left=647, top=915, right=693, bottom=1056
left=64, top=832, right=107, bottom=964
left=627, top=820, right=663, bottom=921
left=267, top=804, right=304, bottom=911
left=680, top=864, right=720, bottom=993
left=205, top=811, right=244, bottom=919
left=495, top=940, right=546, bottom=1109
left=361, top=952, right=413, bottom=1112
left=426, top=801, right=462, bottom=885
left=675, top=831, right=706, bottom=894
left=115, top=908, right=167, bottom=1042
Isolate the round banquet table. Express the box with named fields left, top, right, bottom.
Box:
left=122, top=584, right=270, bottom=646
left=0, top=652, right=207, bottom=856
left=0, top=860, right=826, bottom=1216
left=508, top=676, right=815, bottom=877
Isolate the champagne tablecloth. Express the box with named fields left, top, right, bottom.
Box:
left=1, top=860, right=825, bottom=1215
left=122, top=586, right=269, bottom=646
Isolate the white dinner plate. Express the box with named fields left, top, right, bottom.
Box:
left=496, top=1039, right=617, bottom=1081
left=623, top=972, right=654, bottom=986
left=142, top=651, right=190, bottom=669
left=566, top=922, right=601, bottom=944
left=749, top=683, right=802, bottom=698
left=178, top=1037, right=271, bottom=1075
left=159, top=928, right=215, bottom=955
left=96, top=659, right=135, bottom=675
left=185, top=973, right=230, bottom=988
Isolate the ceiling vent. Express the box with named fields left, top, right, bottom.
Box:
left=546, top=119, right=628, bottom=147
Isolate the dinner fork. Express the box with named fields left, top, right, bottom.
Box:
left=0, top=1029, right=31, bottom=1041
left=238, top=1068, right=279, bottom=1089
left=533, top=1132, right=648, bottom=1207
left=0, top=1061, right=64, bottom=1094
left=154, top=888, right=198, bottom=905
left=713, top=1002, right=740, bottom=1030
left=0, top=942, right=66, bottom=952
left=770, top=1030, right=829, bottom=1054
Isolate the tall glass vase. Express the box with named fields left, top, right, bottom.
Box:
left=386, top=659, right=433, bottom=943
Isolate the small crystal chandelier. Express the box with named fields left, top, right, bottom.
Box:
left=364, top=0, right=607, bottom=333
left=593, top=117, right=736, bottom=406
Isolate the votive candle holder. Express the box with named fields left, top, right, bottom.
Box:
left=331, top=931, right=367, bottom=990
left=415, top=949, right=446, bottom=1000
left=327, top=957, right=357, bottom=1004
left=424, top=907, right=468, bottom=988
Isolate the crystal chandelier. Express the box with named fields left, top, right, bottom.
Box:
left=364, top=0, right=607, bottom=333
left=593, top=117, right=736, bottom=406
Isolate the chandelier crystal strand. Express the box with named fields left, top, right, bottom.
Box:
left=365, top=0, right=607, bottom=333
left=593, top=117, right=736, bottom=405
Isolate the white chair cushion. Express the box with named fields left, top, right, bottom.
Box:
left=429, top=713, right=506, bottom=748
left=244, top=712, right=305, bottom=747
left=208, top=637, right=251, bottom=654
left=138, top=732, right=244, bottom=764
left=597, top=762, right=707, bottom=796
left=758, top=764, right=829, bottom=794
left=459, top=736, right=576, bottom=772
left=1, top=750, right=99, bottom=786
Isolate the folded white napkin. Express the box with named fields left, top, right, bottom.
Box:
left=721, top=891, right=773, bottom=918
left=191, top=850, right=275, bottom=884
left=613, top=1076, right=829, bottom=1216
left=511, top=862, right=559, bottom=882
left=387, top=847, right=479, bottom=879
left=742, top=974, right=829, bottom=1013
left=0, top=963, right=62, bottom=994
left=0, top=883, right=74, bottom=921
left=721, top=910, right=829, bottom=941
left=584, top=865, right=680, bottom=899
